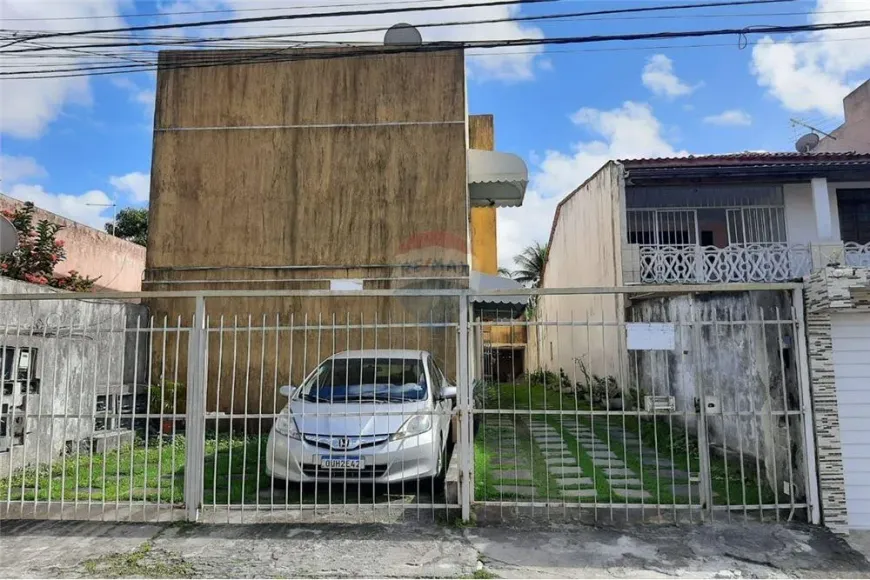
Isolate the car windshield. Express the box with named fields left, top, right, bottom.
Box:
left=300, top=357, right=427, bottom=403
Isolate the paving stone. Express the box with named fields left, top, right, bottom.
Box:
left=537, top=445, right=569, bottom=452
left=562, top=488, right=598, bottom=499
left=544, top=457, right=577, bottom=466
left=656, top=470, right=692, bottom=482
left=607, top=477, right=645, bottom=487
left=591, top=458, right=626, bottom=467
left=556, top=477, right=594, bottom=487
left=587, top=450, right=618, bottom=459
left=642, top=456, right=675, bottom=468
left=603, top=468, right=637, bottom=477
left=669, top=484, right=702, bottom=498
left=495, top=485, right=538, bottom=497
left=612, top=488, right=652, bottom=500
left=492, top=469, right=534, bottom=481
left=547, top=466, right=585, bottom=476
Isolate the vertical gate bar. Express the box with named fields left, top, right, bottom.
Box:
left=458, top=294, right=471, bottom=522
left=792, top=287, right=820, bottom=524
left=270, top=313, right=280, bottom=516
left=255, top=314, right=267, bottom=513
left=241, top=315, right=253, bottom=521
left=690, top=295, right=714, bottom=519
left=156, top=316, right=169, bottom=518
left=211, top=315, right=224, bottom=517
left=758, top=307, right=781, bottom=521
left=58, top=314, right=76, bottom=517
left=712, top=309, right=731, bottom=519
left=775, top=305, right=798, bottom=520
left=184, top=296, right=207, bottom=522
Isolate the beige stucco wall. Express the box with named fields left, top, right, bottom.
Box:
left=532, top=162, right=625, bottom=381
left=0, top=194, right=145, bottom=291
left=813, top=80, right=870, bottom=154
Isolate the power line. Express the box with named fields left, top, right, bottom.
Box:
left=0, top=0, right=462, bottom=22
left=3, top=18, right=868, bottom=80
left=0, top=0, right=558, bottom=49
left=0, top=0, right=799, bottom=56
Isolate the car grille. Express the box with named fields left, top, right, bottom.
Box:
left=302, top=465, right=388, bottom=478
left=302, top=434, right=391, bottom=451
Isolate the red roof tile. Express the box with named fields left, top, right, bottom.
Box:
left=620, top=151, right=870, bottom=168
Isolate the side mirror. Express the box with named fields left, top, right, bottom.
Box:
left=279, top=385, right=294, bottom=397
left=441, top=386, right=457, bottom=400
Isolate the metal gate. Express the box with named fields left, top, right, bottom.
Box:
left=0, top=285, right=819, bottom=525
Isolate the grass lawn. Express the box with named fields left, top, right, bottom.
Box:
left=0, top=431, right=445, bottom=507
left=476, top=383, right=776, bottom=507
left=473, top=417, right=556, bottom=501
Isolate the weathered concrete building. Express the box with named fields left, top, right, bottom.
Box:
left=0, top=277, right=149, bottom=474
left=145, top=45, right=528, bottom=414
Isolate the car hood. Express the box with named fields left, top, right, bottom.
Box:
left=286, top=399, right=431, bottom=436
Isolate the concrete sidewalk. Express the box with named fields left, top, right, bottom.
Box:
left=2, top=518, right=869, bottom=579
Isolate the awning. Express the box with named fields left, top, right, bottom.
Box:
left=470, top=271, right=529, bottom=319
left=467, top=149, right=528, bottom=208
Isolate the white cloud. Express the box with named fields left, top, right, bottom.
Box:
left=112, top=77, right=156, bottom=110
left=157, top=0, right=547, bottom=82
left=703, top=109, right=752, bottom=127
left=497, top=102, right=685, bottom=267
left=5, top=184, right=113, bottom=228
left=0, top=0, right=128, bottom=139
left=641, top=54, right=700, bottom=99
left=0, top=155, right=46, bottom=183
left=110, top=171, right=150, bottom=203
left=750, top=0, right=870, bottom=115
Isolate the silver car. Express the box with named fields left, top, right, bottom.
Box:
left=265, top=350, right=456, bottom=484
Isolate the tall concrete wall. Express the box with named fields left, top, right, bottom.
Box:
left=533, top=162, right=625, bottom=380
left=145, top=48, right=469, bottom=414
left=0, top=194, right=145, bottom=292
left=813, top=80, right=870, bottom=154
left=628, top=290, right=807, bottom=500
left=0, top=277, right=149, bottom=475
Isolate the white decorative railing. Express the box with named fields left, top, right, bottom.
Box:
left=844, top=242, right=870, bottom=268
left=638, top=243, right=813, bottom=284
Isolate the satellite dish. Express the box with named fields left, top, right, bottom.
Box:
left=795, top=132, right=820, bottom=153
left=0, top=215, right=18, bottom=255
left=384, top=23, right=422, bottom=46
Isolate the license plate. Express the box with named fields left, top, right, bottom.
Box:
left=320, top=456, right=365, bottom=469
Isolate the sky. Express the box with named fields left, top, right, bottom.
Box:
left=1, top=0, right=869, bottom=269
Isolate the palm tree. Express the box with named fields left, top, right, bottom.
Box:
left=512, top=241, right=548, bottom=287
left=497, top=267, right=513, bottom=278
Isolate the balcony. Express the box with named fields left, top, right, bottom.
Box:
left=625, top=242, right=870, bottom=284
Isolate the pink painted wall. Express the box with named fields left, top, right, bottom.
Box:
left=0, top=194, right=145, bottom=291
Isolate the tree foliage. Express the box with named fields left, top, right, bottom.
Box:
left=1, top=202, right=99, bottom=291
left=512, top=241, right=548, bottom=287
left=106, top=207, right=148, bottom=246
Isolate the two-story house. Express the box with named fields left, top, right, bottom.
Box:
left=534, top=152, right=870, bottom=531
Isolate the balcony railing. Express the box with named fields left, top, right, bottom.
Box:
left=638, top=243, right=813, bottom=284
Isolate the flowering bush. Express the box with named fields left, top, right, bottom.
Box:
left=1, top=203, right=99, bottom=291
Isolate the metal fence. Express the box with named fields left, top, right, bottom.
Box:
left=0, top=285, right=819, bottom=525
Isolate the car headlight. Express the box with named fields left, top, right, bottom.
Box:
left=391, top=414, right=432, bottom=441
left=274, top=414, right=301, bottom=439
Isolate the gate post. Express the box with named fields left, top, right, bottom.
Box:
left=793, top=287, right=821, bottom=525
left=184, top=296, right=207, bottom=522
left=458, top=294, right=472, bottom=521
left=690, top=295, right=715, bottom=517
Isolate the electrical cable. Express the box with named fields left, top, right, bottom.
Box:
left=0, top=0, right=558, bottom=49
left=0, top=0, right=797, bottom=55
left=2, top=18, right=867, bottom=80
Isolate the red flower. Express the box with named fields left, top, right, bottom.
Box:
left=55, top=240, right=65, bottom=248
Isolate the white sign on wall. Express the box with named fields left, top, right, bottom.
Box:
left=626, top=323, right=676, bottom=351
left=330, top=279, right=364, bottom=291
